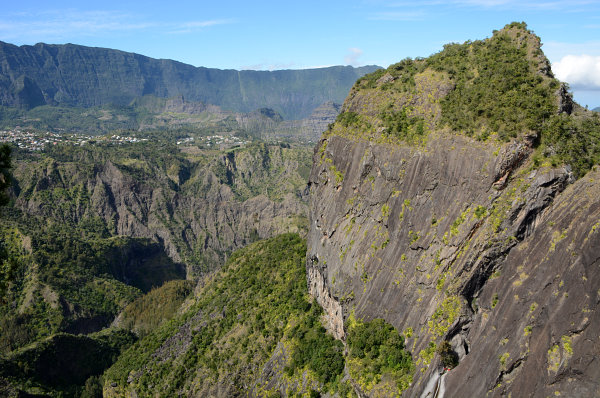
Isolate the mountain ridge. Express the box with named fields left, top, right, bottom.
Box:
left=0, top=40, right=379, bottom=119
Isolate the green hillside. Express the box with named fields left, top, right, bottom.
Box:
left=104, top=233, right=412, bottom=397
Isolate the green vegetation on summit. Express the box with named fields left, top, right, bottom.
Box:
left=331, top=22, right=600, bottom=178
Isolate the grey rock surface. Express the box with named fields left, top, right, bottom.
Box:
left=306, top=131, right=600, bottom=397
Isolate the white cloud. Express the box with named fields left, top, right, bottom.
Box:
left=345, top=47, right=364, bottom=66
left=0, top=10, right=153, bottom=41
left=553, top=54, right=600, bottom=90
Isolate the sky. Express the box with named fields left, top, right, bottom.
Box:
left=1, top=0, right=600, bottom=108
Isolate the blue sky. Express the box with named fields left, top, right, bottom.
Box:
left=1, top=0, right=599, bottom=107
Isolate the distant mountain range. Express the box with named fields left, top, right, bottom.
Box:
left=593, top=106, right=600, bottom=112
left=0, top=41, right=379, bottom=120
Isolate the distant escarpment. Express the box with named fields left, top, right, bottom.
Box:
left=0, top=40, right=378, bottom=119
left=307, top=22, right=600, bottom=397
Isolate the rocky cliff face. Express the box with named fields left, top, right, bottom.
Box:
left=306, top=23, right=600, bottom=397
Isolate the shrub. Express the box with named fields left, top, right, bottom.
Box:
left=346, top=318, right=414, bottom=393
left=437, top=340, right=459, bottom=369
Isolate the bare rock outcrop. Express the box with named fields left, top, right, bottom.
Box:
left=306, top=130, right=600, bottom=397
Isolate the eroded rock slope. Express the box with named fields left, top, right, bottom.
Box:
left=11, top=141, right=311, bottom=277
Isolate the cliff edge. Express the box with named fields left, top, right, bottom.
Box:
left=307, top=22, right=600, bottom=397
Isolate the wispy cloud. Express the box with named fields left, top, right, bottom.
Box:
left=553, top=54, right=600, bottom=90
left=167, top=19, right=236, bottom=34
left=344, top=47, right=364, bottom=66
left=0, top=9, right=235, bottom=43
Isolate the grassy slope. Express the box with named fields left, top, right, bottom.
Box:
left=105, top=234, right=344, bottom=396
left=105, top=233, right=413, bottom=397
left=115, top=280, right=194, bottom=338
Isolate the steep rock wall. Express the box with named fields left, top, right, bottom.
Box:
left=306, top=131, right=599, bottom=396
left=0, top=40, right=378, bottom=119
